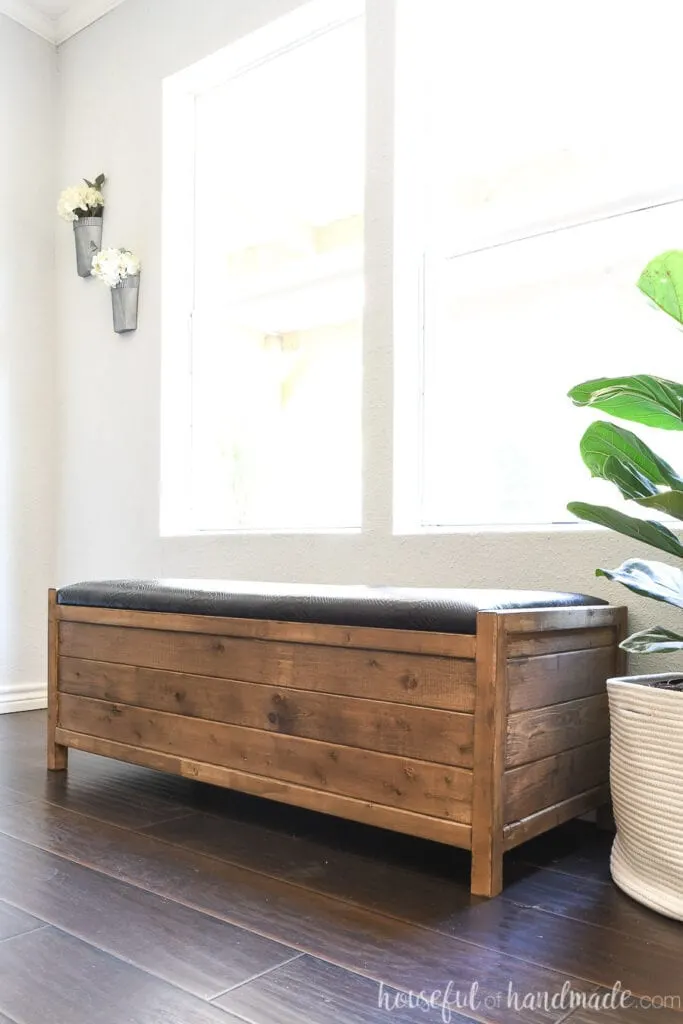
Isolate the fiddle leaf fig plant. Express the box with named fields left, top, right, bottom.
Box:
left=568, top=250, right=683, bottom=654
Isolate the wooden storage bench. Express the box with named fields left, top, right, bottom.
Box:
left=47, top=580, right=627, bottom=897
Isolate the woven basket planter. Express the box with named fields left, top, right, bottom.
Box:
left=608, top=673, right=683, bottom=920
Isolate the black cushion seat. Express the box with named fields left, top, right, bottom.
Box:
left=56, top=579, right=606, bottom=636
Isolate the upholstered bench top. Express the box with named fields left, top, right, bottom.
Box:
left=56, top=579, right=605, bottom=635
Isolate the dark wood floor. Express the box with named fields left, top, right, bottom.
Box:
left=0, top=713, right=679, bottom=1023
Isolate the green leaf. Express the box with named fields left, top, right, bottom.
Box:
left=567, top=502, right=683, bottom=557
left=580, top=421, right=683, bottom=491
left=600, top=455, right=658, bottom=500
left=568, top=375, right=683, bottom=430
left=637, top=250, right=683, bottom=325
left=596, top=557, right=683, bottom=608
left=636, top=490, right=683, bottom=520
left=620, top=626, right=683, bottom=654
left=95, top=173, right=105, bottom=187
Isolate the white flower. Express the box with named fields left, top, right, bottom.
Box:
left=91, top=247, right=141, bottom=287
left=57, top=182, right=104, bottom=222
left=83, top=185, right=104, bottom=209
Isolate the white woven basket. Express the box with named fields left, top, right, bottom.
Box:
left=608, top=674, right=683, bottom=920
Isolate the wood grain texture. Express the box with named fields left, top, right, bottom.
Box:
left=59, top=657, right=474, bottom=767
left=55, top=728, right=472, bottom=847
left=59, top=622, right=476, bottom=711
left=506, top=695, right=609, bottom=767
left=0, top=797, right=598, bottom=1024
left=501, top=606, right=623, bottom=634
left=47, top=590, right=67, bottom=771
left=8, top=713, right=683, bottom=1020
left=0, top=900, right=43, bottom=942
left=130, top=802, right=683, bottom=1008
left=507, top=627, right=616, bottom=658
left=505, top=740, right=610, bottom=824
left=507, top=647, right=616, bottom=713
left=0, top=830, right=298, bottom=999
left=0, top=745, right=205, bottom=831
left=558, top=999, right=682, bottom=1023
left=470, top=612, right=507, bottom=898
left=502, top=858, right=683, bottom=960
left=143, top=807, right=474, bottom=919
left=503, top=785, right=610, bottom=850
left=0, top=927, right=242, bottom=1024
left=215, top=954, right=476, bottom=1023
left=57, top=602, right=477, bottom=657
left=58, top=695, right=472, bottom=822
left=52, top=602, right=623, bottom=898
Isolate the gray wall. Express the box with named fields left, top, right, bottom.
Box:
left=0, top=14, right=56, bottom=706
left=54, top=0, right=681, bottom=673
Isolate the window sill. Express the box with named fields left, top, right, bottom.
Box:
left=160, top=526, right=363, bottom=539
left=391, top=521, right=626, bottom=537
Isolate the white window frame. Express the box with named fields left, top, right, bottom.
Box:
left=392, top=0, right=683, bottom=535
left=161, top=0, right=365, bottom=537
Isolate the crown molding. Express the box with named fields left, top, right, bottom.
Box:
left=0, top=0, right=127, bottom=44
left=0, top=0, right=55, bottom=40
left=54, top=0, right=127, bottom=44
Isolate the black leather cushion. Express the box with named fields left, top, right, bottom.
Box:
left=56, top=579, right=606, bottom=635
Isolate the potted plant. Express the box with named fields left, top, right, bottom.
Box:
left=57, top=174, right=106, bottom=277
left=568, top=249, right=683, bottom=920
left=91, top=247, right=141, bottom=334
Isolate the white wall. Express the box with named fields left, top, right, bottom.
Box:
left=0, top=14, right=57, bottom=710
left=55, top=0, right=683, bottom=668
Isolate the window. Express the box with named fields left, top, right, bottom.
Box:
left=395, top=0, right=683, bottom=529
left=164, top=0, right=683, bottom=538
left=163, top=0, right=364, bottom=534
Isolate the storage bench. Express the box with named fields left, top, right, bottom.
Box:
left=47, top=580, right=627, bottom=896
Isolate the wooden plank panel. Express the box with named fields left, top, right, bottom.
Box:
left=507, top=646, right=616, bottom=712
left=57, top=603, right=477, bottom=658
left=57, top=695, right=473, bottom=823
left=471, top=611, right=507, bottom=898
left=506, top=694, right=609, bottom=768
left=507, top=627, right=615, bottom=658
left=504, top=740, right=609, bottom=824
left=503, top=784, right=610, bottom=850
left=54, top=728, right=472, bottom=848
left=501, top=606, right=622, bottom=634
left=59, top=622, right=476, bottom=711
left=59, top=657, right=474, bottom=767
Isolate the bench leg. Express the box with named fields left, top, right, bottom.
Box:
left=47, top=588, right=67, bottom=771
left=471, top=611, right=506, bottom=898
left=48, top=739, right=68, bottom=772
left=471, top=842, right=504, bottom=898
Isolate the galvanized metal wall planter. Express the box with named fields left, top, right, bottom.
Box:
left=111, top=274, right=140, bottom=333
left=58, top=174, right=106, bottom=277
left=73, top=217, right=103, bottom=278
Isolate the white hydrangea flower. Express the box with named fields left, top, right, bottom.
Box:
left=119, top=250, right=141, bottom=279
left=91, top=248, right=141, bottom=288
left=57, top=185, right=88, bottom=222
left=57, top=180, right=105, bottom=222
left=83, top=185, right=104, bottom=210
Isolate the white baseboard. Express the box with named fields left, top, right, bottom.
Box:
left=0, top=682, right=47, bottom=714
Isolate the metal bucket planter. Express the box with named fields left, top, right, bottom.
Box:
left=73, top=216, right=103, bottom=277
left=608, top=673, right=683, bottom=921
left=111, top=275, right=140, bottom=333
